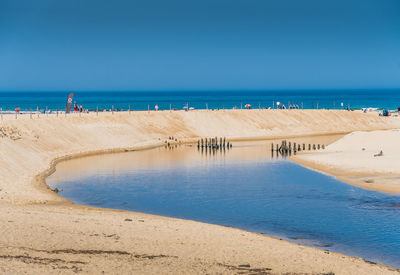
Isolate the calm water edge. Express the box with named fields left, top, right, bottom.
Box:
left=47, top=142, right=400, bottom=268
left=1, top=90, right=400, bottom=111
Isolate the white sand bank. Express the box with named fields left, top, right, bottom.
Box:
left=1, top=110, right=400, bottom=274
left=293, top=129, right=400, bottom=193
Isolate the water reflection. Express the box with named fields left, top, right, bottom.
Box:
left=47, top=135, right=400, bottom=268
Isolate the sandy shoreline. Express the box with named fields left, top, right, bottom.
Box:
left=1, top=110, right=400, bottom=274
left=292, top=130, right=400, bottom=194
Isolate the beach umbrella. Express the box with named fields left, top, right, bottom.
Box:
left=189, top=107, right=195, bottom=110
left=245, top=104, right=252, bottom=109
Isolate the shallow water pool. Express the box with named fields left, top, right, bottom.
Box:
left=47, top=138, right=400, bottom=268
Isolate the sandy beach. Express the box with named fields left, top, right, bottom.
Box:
left=1, top=109, right=400, bottom=274
left=292, top=129, right=400, bottom=194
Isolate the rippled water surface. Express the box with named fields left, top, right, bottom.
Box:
left=47, top=138, right=400, bottom=268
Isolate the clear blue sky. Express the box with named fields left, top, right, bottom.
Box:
left=0, top=0, right=399, bottom=91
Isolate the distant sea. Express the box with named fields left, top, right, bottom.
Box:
left=0, top=90, right=399, bottom=112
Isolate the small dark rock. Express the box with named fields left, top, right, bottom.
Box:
left=238, top=264, right=251, bottom=268
left=124, top=218, right=132, bottom=222
left=364, top=259, right=377, bottom=265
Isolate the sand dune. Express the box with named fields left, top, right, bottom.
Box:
left=0, top=109, right=400, bottom=274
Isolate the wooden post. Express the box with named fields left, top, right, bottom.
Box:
left=112, top=105, right=114, bottom=115
left=298, top=144, right=301, bottom=151
left=318, top=144, right=320, bottom=150
left=294, top=142, right=297, bottom=152
left=313, top=144, right=316, bottom=150
left=308, top=144, right=311, bottom=150
left=303, top=143, right=305, bottom=150
left=322, top=144, right=325, bottom=149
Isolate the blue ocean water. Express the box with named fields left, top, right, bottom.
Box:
left=47, top=144, right=400, bottom=268
left=1, top=90, right=400, bottom=111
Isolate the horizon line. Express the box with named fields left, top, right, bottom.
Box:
left=0, top=87, right=399, bottom=93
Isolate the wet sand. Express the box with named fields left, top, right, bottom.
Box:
left=1, top=110, right=400, bottom=274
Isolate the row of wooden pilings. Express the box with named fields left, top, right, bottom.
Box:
left=272, top=140, right=325, bottom=155
left=197, top=137, right=232, bottom=150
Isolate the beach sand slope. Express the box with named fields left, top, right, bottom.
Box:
left=293, top=129, right=400, bottom=193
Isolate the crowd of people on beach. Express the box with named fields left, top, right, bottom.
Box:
left=73, top=102, right=88, bottom=113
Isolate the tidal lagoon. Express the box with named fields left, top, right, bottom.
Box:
left=47, top=139, right=400, bottom=268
